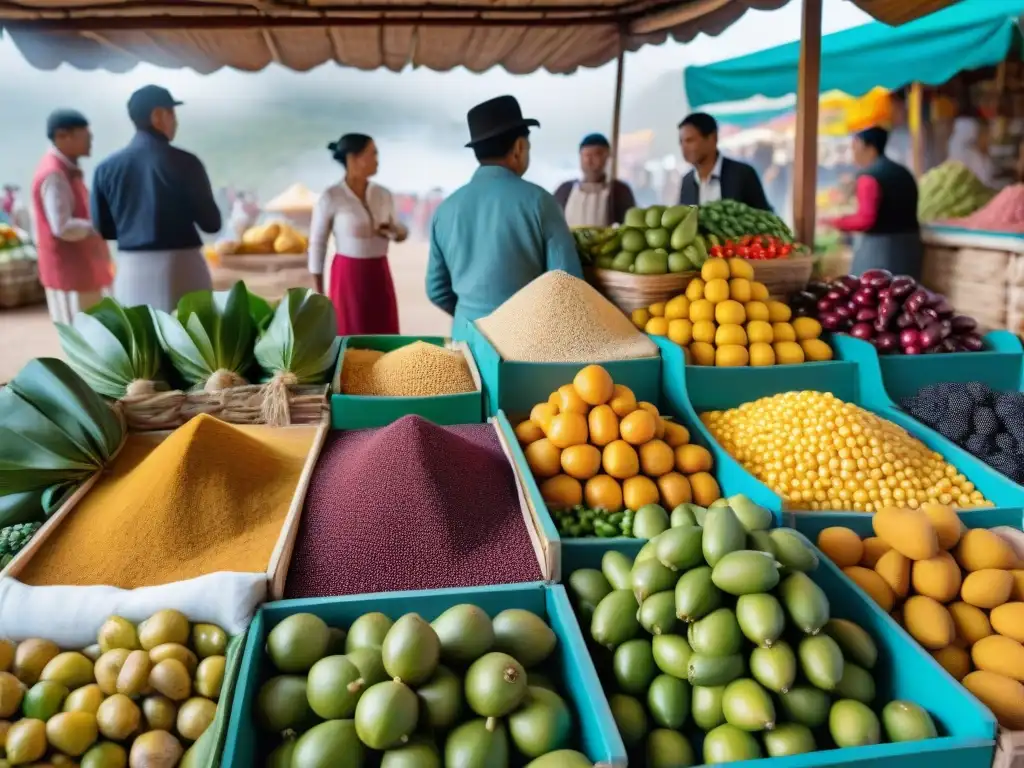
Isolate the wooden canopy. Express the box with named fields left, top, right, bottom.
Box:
left=0, top=0, right=956, bottom=75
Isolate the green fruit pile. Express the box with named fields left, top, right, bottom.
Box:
left=0, top=609, right=228, bottom=766
left=256, top=606, right=594, bottom=767
left=552, top=506, right=635, bottom=538
left=699, top=199, right=794, bottom=243
left=917, top=161, right=997, bottom=222
left=582, top=206, right=709, bottom=275
left=566, top=494, right=941, bottom=765
left=0, top=521, right=41, bottom=568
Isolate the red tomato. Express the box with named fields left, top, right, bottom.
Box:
left=710, top=246, right=723, bottom=258
left=724, top=239, right=734, bottom=247
left=750, top=245, right=763, bottom=259
left=736, top=246, right=749, bottom=258
left=724, top=247, right=735, bottom=258
left=766, top=245, right=777, bottom=259
left=780, top=244, right=792, bottom=256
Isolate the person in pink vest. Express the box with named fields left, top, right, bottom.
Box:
left=31, top=109, right=112, bottom=323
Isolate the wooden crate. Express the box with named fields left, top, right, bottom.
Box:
left=923, top=245, right=1009, bottom=332
left=2, top=415, right=330, bottom=602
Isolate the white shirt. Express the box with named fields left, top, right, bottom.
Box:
left=697, top=153, right=725, bottom=205
left=564, top=181, right=612, bottom=228
left=307, top=180, right=405, bottom=274
left=38, top=149, right=96, bottom=243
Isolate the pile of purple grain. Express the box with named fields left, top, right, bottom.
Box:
left=285, top=415, right=543, bottom=598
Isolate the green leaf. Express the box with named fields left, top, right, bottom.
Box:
left=254, top=288, right=340, bottom=383
left=0, top=489, right=47, bottom=528
left=249, top=292, right=274, bottom=332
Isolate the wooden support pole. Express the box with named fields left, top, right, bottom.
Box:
left=610, top=41, right=626, bottom=183
left=793, top=0, right=822, bottom=246
left=909, top=82, right=925, bottom=177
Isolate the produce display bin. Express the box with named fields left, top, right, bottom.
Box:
left=654, top=337, right=1024, bottom=515
left=183, top=629, right=250, bottom=768
left=330, top=334, right=484, bottom=429
left=461, top=319, right=661, bottom=418
left=560, top=538, right=998, bottom=768
left=221, top=582, right=626, bottom=768
left=833, top=331, right=1024, bottom=412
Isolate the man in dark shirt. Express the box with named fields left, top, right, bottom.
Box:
left=677, top=113, right=772, bottom=211
left=91, top=85, right=222, bottom=311
left=553, top=133, right=636, bottom=227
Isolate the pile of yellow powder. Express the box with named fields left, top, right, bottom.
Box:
left=341, top=341, right=477, bottom=397
left=476, top=270, right=659, bottom=362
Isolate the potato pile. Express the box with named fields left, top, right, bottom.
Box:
left=515, top=365, right=722, bottom=513
left=0, top=610, right=228, bottom=766
left=634, top=258, right=832, bottom=367
left=815, top=505, right=1024, bottom=729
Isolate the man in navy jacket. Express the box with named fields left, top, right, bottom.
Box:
left=677, top=112, right=772, bottom=211
left=91, top=85, right=222, bottom=311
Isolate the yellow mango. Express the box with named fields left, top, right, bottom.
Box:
left=817, top=527, right=863, bottom=568
left=860, top=537, right=893, bottom=568
left=911, top=551, right=962, bottom=604
left=990, top=602, right=1024, bottom=643
left=1010, top=570, right=1024, bottom=601
left=843, top=566, right=895, bottom=612
left=874, top=550, right=911, bottom=599
left=921, top=503, right=964, bottom=550
left=971, top=635, right=1024, bottom=682
left=960, top=569, right=1013, bottom=609
left=947, top=601, right=993, bottom=648
left=955, top=529, right=1017, bottom=572
left=902, top=595, right=955, bottom=650
left=931, top=645, right=971, bottom=681
left=962, top=671, right=1024, bottom=729
left=872, top=507, right=939, bottom=561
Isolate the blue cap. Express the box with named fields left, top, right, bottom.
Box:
left=580, top=133, right=610, bottom=149
left=127, top=85, right=183, bottom=124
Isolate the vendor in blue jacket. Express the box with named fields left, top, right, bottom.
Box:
left=426, top=95, right=582, bottom=325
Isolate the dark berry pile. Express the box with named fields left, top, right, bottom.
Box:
left=286, top=416, right=542, bottom=598
left=902, top=382, right=1024, bottom=482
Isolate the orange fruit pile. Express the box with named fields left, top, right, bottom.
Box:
left=515, top=364, right=722, bottom=512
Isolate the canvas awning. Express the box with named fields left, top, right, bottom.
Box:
left=685, top=0, right=1024, bottom=108
left=0, top=0, right=966, bottom=75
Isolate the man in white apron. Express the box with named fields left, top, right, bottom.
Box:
left=553, top=133, right=637, bottom=227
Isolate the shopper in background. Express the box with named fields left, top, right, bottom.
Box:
left=307, top=133, right=408, bottom=335
left=553, top=133, right=636, bottom=227
left=677, top=112, right=772, bottom=210
left=822, top=126, right=922, bottom=279
left=91, top=85, right=221, bottom=312
left=948, top=115, right=997, bottom=188
left=31, top=109, right=112, bottom=324
left=427, top=95, right=581, bottom=326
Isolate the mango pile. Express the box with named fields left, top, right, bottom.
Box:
left=816, top=506, right=1024, bottom=730
left=634, top=258, right=833, bottom=367
left=0, top=610, right=228, bottom=766
left=701, top=390, right=992, bottom=512
left=516, top=365, right=722, bottom=515
left=567, top=499, right=940, bottom=764
left=256, top=607, right=592, bottom=767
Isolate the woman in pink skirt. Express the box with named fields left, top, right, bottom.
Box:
left=308, top=134, right=408, bottom=335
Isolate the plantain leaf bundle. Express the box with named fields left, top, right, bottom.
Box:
left=254, top=288, right=340, bottom=385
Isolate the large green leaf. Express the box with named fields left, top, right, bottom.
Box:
left=0, top=489, right=47, bottom=528
left=248, top=292, right=274, bottom=333
left=254, top=288, right=340, bottom=384
left=56, top=298, right=165, bottom=399
left=151, top=281, right=257, bottom=387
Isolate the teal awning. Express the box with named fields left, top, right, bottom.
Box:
left=685, top=0, right=1024, bottom=108
left=713, top=105, right=794, bottom=128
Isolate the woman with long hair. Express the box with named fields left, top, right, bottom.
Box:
left=308, top=134, right=408, bottom=335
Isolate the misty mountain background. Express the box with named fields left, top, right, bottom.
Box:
left=0, top=0, right=869, bottom=202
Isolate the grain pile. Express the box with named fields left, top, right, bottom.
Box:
left=21, top=414, right=318, bottom=588
left=476, top=270, right=659, bottom=362
left=285, top=415, right=542, bottom=597
left=340, top=341, right=476, bottom=397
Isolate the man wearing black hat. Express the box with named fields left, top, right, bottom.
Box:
left=30, top=109, right=113, bottom=324
left=426, top=95, right=582, bottom=325
left=91, top=85, right=222, bottom=311
left=553, top=133, right=636, bottom=228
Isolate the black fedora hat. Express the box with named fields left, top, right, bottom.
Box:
left=465, top=95, right=540, bottom=147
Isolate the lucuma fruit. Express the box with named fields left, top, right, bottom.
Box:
left=508, top=686, right=571, bottom=757
left=711, top=550, right=780, bottom=595
left=674, top=567, right=722, bottom=623
left=306, top=655, right=364, bottom=719
left=779, top=572, right=829, bottom=635
left=736, top=593, right=785, bottom=647
left=431, top=604, right=494, bottom=665
left=465, top=652, right=527, bottom=725
left=381, top=614, right=440, bottom=686
left=445, top=718, right=509, bottom=765
left=415, top=665, right=463, bottom=730
left=293, top=720, right=364, bottom=768
left=492, top=609, right=556, bottom=669
left=354, top=680, right=418, bottom=750
left=591, top=590, right=640, bottom=648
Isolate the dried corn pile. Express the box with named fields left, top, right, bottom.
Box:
left=340, top=342, right=476, bottom=397
left=285, top=415, right=542, bottom=597
left=476, top=270, right=659, bottom=362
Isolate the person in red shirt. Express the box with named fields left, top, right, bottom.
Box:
left=822, top=127, right=922, bottom=279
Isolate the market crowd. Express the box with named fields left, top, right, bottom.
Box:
left=22, top=81, right=998, bottom=335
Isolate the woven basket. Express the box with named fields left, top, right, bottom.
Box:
left=0, top=253, right=45, bottom=309
left=120, top=383, right=328, bottom=431
left=750, top=255, right=814, bottom=299
left=585, top=268, right=697, bottom=313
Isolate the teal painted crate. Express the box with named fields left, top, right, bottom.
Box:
left=833, top=331, right=1024, bottom=413
left=653, top=337, right=1024, bottom=514
left=221, top=582, right=627, bottom=767
left=560, top=538, right=997, bottom=768
left=788, top=506, right=1024, bottom=544
left=329, top=334, right=484, bottom=429
left=462, top=319, right=662, bottom=418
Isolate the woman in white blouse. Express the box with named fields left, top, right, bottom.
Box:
left=308, top=134, right=408, bottom=335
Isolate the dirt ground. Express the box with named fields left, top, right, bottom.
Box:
left=0, top=240, right=450, bottom=383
